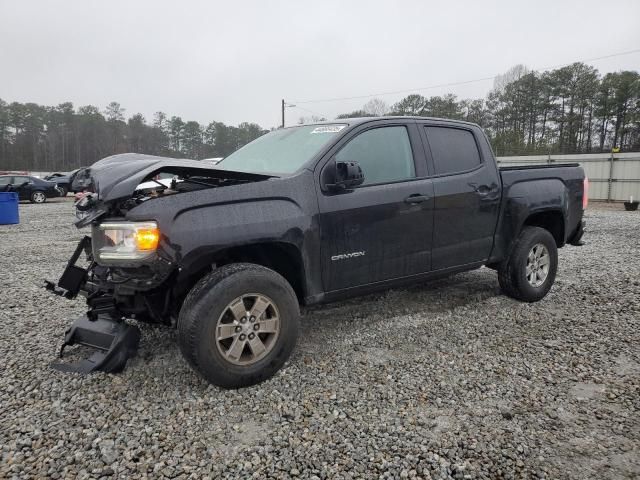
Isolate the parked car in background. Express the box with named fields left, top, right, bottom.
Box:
left=45, top=169, right=81, bottom=196
left=0, top=174, right=62, bottom=203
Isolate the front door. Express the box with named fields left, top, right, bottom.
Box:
left=317, top=123, right=434, bottom=292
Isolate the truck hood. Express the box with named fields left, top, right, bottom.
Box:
left=72, top=153, right=274, bottom=228
left=72, top=153, right=273, bottom=203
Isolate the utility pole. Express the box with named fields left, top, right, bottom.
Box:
left=280, top=100, right=296, bottom=128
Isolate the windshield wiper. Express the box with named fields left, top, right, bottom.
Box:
left=178, top=176, right=251, bottom=188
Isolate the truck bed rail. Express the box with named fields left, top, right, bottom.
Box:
left=499, top=163, right=580, bottom=171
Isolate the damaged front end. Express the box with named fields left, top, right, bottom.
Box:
left=44, top=234, right=145, bottom=373
left=45, top=153, right=272, bottom=374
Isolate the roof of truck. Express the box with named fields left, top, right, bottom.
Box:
left=302, top=116, right=480, bottom=128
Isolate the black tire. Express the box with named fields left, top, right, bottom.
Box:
left=178, top=263, right=299, bottom=389
left=498, top=226, right=558, bottom=302
left=30, top=190, right=47, bottom=203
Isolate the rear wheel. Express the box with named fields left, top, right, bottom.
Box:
left=498, top=226, right=558, bottom=302
left=178, top=263, right=299, bottom=388
left=30, top=191, right=46, bottom=203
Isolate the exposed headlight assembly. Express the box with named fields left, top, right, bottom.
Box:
left=92, top=221, right=160, bottom=264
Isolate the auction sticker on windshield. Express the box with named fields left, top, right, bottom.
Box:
left=311, top=125, right=346, bottom=134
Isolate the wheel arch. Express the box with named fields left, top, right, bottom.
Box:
left=174, top=241, right=308, bottom=305
left=522, top=209, right=565, bottom=247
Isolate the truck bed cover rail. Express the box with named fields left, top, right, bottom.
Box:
left=499, top=163, right=580, bottom=171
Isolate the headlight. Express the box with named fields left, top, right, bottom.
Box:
left=92, top=221, right=160, bottom=263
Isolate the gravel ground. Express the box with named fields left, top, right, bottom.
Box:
left=1, top=199, right=639, bottom=479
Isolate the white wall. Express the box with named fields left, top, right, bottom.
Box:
left=497, top=152, right=640, bottom=202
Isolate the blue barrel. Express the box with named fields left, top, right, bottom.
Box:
left=0, top=192, right=19, bottom=225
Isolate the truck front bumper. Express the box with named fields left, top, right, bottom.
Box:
left=44, top=236, right=142, bottom=374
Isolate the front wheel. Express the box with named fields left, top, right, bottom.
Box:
left=498, top=226, right=558, bottom=302
left=178, top=263, right=299, bottom=388
left=30, top=191, right=47, bottom=203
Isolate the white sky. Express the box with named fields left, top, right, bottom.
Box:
left=1, top=0, right=639, bottom=128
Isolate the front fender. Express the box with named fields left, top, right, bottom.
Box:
left=124, top=172, right=322, bottom=300
left=169, top=198, right=310, bottom=272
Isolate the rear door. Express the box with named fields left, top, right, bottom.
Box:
left=317, top=121, right=434, bottom=291
left=419, top=123, right=500, bottom=270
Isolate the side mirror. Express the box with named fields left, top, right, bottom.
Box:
left=327, top=160, right=364, bottom=191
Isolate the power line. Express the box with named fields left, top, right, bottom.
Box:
left=292, top=104, right=329, bottom=120
left=292, top=48, right=640, bottom=105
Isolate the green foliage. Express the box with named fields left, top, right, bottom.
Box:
left=355, top=64, right=640, bottom=156
left=336, top=110, right=369, bottom=119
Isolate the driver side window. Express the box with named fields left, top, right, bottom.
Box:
left=335, top=126, right=416, bottom=185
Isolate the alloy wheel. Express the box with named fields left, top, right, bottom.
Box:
left=526, top=243, right=550, bottom=287
left=214, top=294, right=280, bottom=366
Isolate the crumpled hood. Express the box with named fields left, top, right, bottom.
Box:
left=72, top=153, right=273, bottom=203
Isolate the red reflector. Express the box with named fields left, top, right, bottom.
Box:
left=583, top=177, right=589, bottom=209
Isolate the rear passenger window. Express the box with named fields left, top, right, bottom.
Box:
left=425, top=127, right=481, bottom=175
left=335, top=126, right=415, bottom=185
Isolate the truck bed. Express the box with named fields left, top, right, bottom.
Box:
left=492, top=162, right=586, bottom=258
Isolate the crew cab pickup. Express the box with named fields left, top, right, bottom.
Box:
left=47, top=117, right=587, bottom=388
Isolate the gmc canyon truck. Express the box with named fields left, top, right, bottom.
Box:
left=46, top=117, right=587, bottom=388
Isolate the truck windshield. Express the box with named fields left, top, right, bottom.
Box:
left=218, top=124, right=347, bottom=175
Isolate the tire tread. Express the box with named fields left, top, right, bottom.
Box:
left=498, top=226, right=558, bottom=302
left=177, top=263, right=299, bottom=388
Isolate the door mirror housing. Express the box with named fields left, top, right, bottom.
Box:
left=326, top=160, right=364, bottom=191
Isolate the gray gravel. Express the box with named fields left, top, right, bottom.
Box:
left=1, top=199, right=639, bottom=479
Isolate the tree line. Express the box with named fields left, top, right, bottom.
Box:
left=332, top=63, right=639, bottom=156
left=0, top=101, right=266, bottom=171
left=1, top=62, right=639, bottom=171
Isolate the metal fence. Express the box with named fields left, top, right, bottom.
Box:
left=496, top=152, right=640, bottom=202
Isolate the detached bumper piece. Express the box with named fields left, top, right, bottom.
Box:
left=44, top=236, right=91, bottom=299
left=51, top=315, right=141, bottom=374
left=47, top=235, right=141, bottom=374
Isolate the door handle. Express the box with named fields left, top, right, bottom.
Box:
left=468, top=182, right=490, bottom=195
left=469, top=183, right=498, bottom=196
left=404, top=194, right=430, bottom=204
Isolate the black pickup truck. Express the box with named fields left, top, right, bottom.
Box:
left=47, top=117, right=587, bottom=388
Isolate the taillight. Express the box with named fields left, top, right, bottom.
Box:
left=583, top=176, right=589, bottom=209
